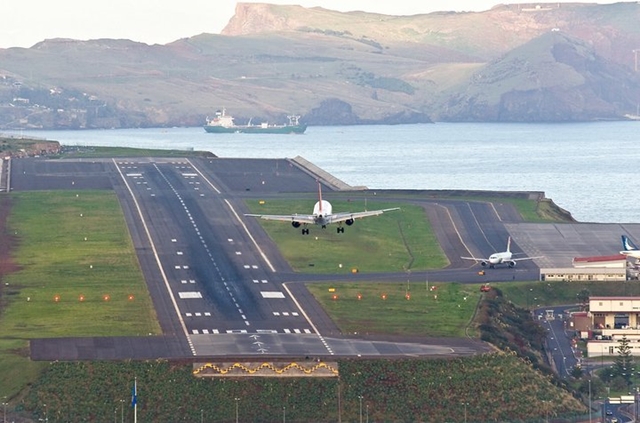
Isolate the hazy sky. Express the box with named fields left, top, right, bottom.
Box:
left=1, top=1, right=617, bottom=49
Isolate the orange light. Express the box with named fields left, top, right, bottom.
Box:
left=381, top=294, right=387, bottom=300
left=332, top=294, right=338, bottom=300
left=357, top=293, right=362, bottom=300
left=128, top=294, right=135, bottom=301
left=103, top=294, right=110, bottom=301
left=54, top=295, right=60, bottom=302
left=79, top=295, right=85, bottom=302
left=405, top=293, right=411, bottom=300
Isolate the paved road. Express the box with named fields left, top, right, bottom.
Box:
left=11, top=156, right=637, bottom=360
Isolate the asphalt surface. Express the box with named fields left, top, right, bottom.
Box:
left=11, top=156, right=637, bottom=361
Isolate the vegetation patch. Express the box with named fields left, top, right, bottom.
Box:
left=18, top=354, right=586, bottom=423
left=307, top=282, right=478, bottom=337
left=2, top=191, right=160, bottom=338
left=244, top=198, right=447, bottom=273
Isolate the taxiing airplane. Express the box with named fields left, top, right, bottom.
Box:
left=620, top=235, right=640, bottom=259
left=461, top=237, right=542, bottom=268
left=244, top=183, right=400, bottom=235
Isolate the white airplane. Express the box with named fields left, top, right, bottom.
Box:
left=620, top=235, right=640, bottom=259
left=461, top=237, right=542, bottom=268
left=244, top=183, right=400, bottom=235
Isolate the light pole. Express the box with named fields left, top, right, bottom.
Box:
left=200, top=408, right=203, bottom=423
left=44, top=403, right=48, bottom=423
left=282, top=405, right=286, bottom=423
left=461, top=402, right=468, bottom=423
left=358, top=395, right=363, bottom=423
left=3, top=397, right=7, bottom=423
left=589, top=379, right=591, bottom=423
left=120, top=399, right=124, bottom=423
left=234, top=397, right=240, bottom=423
left=366, top=404, right=369, bottom=423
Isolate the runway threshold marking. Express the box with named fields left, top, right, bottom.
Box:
left=112, top=159, right=195, bottom=355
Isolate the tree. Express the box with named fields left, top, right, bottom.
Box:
left=613, top=336, right=635, bottom=386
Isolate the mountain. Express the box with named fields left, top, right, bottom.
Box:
left=0, top=2, right=639, bottom=129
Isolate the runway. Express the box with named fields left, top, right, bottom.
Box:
left=11, top=156, right=634, bottom=360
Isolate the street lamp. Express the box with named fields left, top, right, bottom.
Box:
left=282, top=405, right=286, bottom=423
left=120, top=399, right=124, bottom=423
left=461, top=402, right=468, bottom=423
left=3, top=397, right=7, bottom=423
left=200, top=408, right=203, bottom=423
left=358, top=395, right=363, bottom=423
left=234, top=398, right=240, bottom=423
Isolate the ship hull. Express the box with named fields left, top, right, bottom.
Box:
left=204, top=124, right=307, bottom=134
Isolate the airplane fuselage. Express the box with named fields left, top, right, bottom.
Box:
left=483, top=252, right=516, bottom=268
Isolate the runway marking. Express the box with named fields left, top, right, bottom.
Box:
left=152, top=163, right=251, bottom=330
left=113, top=159, right=195, bottom=355
left=281, top=282, right=334, bottom=355
left=261, top=291, right=285, bottom=299
left=178, top=292, right=202, bottom=299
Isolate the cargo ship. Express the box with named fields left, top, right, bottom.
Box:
left=204, top=108, right=307, bottom=134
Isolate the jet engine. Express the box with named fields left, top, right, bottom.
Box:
left=291, top=221, right=301, bottom=228
left=508, top=261, right=517, bottom=268
left=345, top=218, right=354, bottom=226
left=480, top=261, right=489, bottom=267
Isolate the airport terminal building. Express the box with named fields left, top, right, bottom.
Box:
left=575, top=296, right=640, bottom=357
left=540, top=254, right=630, bottom=282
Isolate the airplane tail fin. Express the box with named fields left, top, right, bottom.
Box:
left=506, top=236, right=511, bottom=253
left=622, top=235, right=639, bottom=251
left=317, top=181, right=323, bottom=214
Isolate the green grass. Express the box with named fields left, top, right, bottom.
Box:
left=59, top=146, right=214, bottom=158
left=497, top=280, right=640, bottom=309
left=245, top=198, right=448, bottom=273
left=306, top=282, right=480, bottom=337
left=2, top=191, right=160, bottom=337
left=0, top=190, right=160, bottom=398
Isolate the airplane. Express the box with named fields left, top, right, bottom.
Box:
left=620, top=235, right=640, bottom=259
left=244, top=183, right=400, bottom=235
left=461, top=236, right=542, bottom=268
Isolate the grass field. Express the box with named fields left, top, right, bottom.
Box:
left=306, top=282, right=480, bottom=337
left=59, top=146, right=215, bottom=158
left=0, top=191, right=160, bottom=399
left=244, top=198, right=448, bottom=273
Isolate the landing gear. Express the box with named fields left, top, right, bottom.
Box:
left=337, top=227, right=345, bottom=234
left=302, top=228, right=309, bottom=235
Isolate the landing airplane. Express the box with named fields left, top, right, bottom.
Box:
left=461, top=237, right=542, bottom=268
left=244, top=183, right=400, bottom=235
left=620, top=235, right=640, bottom=259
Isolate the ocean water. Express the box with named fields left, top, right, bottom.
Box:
left=6, top=121, right=640, bottom=224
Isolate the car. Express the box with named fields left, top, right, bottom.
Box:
left=611, top=417, right=618, bottom=423
left=606, top=410, right=613, bottom=415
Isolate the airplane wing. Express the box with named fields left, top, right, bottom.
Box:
left=460, top=256, right=488, bottom=262
left=244, top=213, right=317, bottom=224
left=512, top=256, right=543, bottom=262
left=328, top=207, right=400, bottom=224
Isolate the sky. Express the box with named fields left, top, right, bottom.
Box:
left=0, top=1, right=618, bottom=49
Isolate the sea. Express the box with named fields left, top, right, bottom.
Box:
left=5, top=121, right=640, bottom=224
